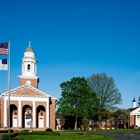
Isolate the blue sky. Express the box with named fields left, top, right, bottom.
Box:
left=0, top=0, right=140, bottom=109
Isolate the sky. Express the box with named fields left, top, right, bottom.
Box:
left=0, top=0, right=140, bottom=109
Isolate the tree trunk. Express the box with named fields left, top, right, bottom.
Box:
left=98, top=114, right=101, bottom=129
left=75, top=118, right=77, bottom=130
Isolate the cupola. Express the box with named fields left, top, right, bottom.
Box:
left=18, top=42, right=39, bottom=88
left=132, top=97, right=136, bottom=108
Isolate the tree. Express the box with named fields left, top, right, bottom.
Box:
left=113, top=109, right=130, bottom=129
left=87, top=73, right=122, bottom=129
left=57, top=77, right=99, bottom=130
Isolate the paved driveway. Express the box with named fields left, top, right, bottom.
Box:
left=95, top=131, right=140, bottom=140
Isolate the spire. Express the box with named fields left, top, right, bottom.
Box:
left=132, top=97, right=136, bottom=108
left=29, top=41, right=31, bottom=47
left=132, top=97, right=136, bottom=102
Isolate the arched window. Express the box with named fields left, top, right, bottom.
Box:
left=27, top=64, right=30, bottom=71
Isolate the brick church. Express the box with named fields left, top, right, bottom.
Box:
left=129, top=98, right=140, bottom=127
left=0, top=43, right=57, bottom=130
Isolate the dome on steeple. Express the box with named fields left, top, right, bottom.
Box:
left=24, top=41, right=36, bottom=58
left=24, top=46, right=35, bottom=54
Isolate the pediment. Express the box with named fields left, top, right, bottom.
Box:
left=130, top=107, right=140, bottom=115
left=1, top=84, right=57, bottom=100
left=11, top=87, right=42, bottom=96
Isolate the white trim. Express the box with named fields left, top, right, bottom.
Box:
left=4, top=96, right=50, bottom=102
left=4, top=98, right=7, bottom=127
left=18, top=100, right=21, bottom=128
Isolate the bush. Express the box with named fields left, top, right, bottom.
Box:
left=18, top=131, right=59, bottom=136
left=19, top=129, right=29, bottom=133
left=0, top=129, right=14, bottom=133
left=2, top=132, right=18, bottom=140
left=45, top=128, right=52, bottom=132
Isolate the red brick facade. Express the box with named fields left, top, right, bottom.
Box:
left=19, top=77, right=39, bottom=88
left=130, top=115, right=135, bottom=127
left=0, top=82, right=57, bottom=130
left=50, top=100, right=56, bottom=130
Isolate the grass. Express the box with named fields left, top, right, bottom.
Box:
left=17, top=133, right=113, bottom=140
left=3, top=128, right=139, bottom=140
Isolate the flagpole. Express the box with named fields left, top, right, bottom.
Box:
left=8, top=39, right=11, bottom=133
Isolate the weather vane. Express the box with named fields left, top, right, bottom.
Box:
left=29, top=41, right=31, bottom=47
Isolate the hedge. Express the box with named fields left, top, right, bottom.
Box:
left=2, top=132, right=18, bottom=140
left=2, top=131, right=59, bottom=140
left=0, top=130, right=14, bottom=133
left=18, top=131, right=59, bottom=136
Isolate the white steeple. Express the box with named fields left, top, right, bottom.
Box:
left=18, top=42, right=39, bottom=88
left=132, top=97, right=136, bottom=108
left=21, top=41, right=37, bottom=78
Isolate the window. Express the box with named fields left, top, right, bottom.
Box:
left=27, top=64, right=30, bottom=71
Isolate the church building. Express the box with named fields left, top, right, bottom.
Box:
left=129, top=98, right=140, bottom=127
left=0, top=43, right=57, bottom=130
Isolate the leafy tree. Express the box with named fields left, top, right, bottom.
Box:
left=87, top=73, right=122, bottom=128
left=113, top=109, right=130, bottom=128
left=57, top=77, right=99, bottom=130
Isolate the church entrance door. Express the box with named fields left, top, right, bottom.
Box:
left=25, top=115, right=31, bottom=127
left=39, top=116, right=44, bottom=128
left=13, top=115, right=17, bottom=127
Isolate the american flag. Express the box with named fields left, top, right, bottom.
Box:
left=0, top=42, right=8, bottom=55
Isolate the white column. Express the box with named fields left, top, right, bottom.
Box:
left=46, top=98, right=49, bottom=128
left=4, top=98, right=7, bottom=127
left=136, top=115, right=137, bottom=126
left=18, top=100, right=21, bottom=128
left=25, top=62, right=27, bottom=72
left=33, top=101, right=36, bottom=128
left=22, top=63, right=23, bottom=74
left=31, top=62, right=33, bottom=73
left=35, top=63, right=37, bottom=75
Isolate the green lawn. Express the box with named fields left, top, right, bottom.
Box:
left=17, top=134, right=113, bottom=140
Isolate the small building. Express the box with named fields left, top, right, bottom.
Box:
left=129, top=98, right=140, bottom=127
left=0, top=43, right=57, bottom=130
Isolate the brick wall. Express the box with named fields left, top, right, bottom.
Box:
left=0, top=86, right=56, bottom=130
left=50, top=99, right=56, bottom=130
left=130, top=115, right=135, bottom=127
left=19, top=78, right=39, bottom=88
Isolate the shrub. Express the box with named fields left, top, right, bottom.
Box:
left=20, top=129, right=29, bottom=133
left=18, top=131, right=59, bottom=136
left=2, top=132, right=18, bottom=140
left=45, top=128, right=52, bottom=132
left=0, top=129, right=14, bottom=133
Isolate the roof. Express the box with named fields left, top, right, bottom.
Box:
left=0, top=84, right=57, bottom=100
left=132, top=97, right=136, bottom=102
left=127, top=107, right=139, bottom=111
left=24, top=46, right=35, bottom=54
